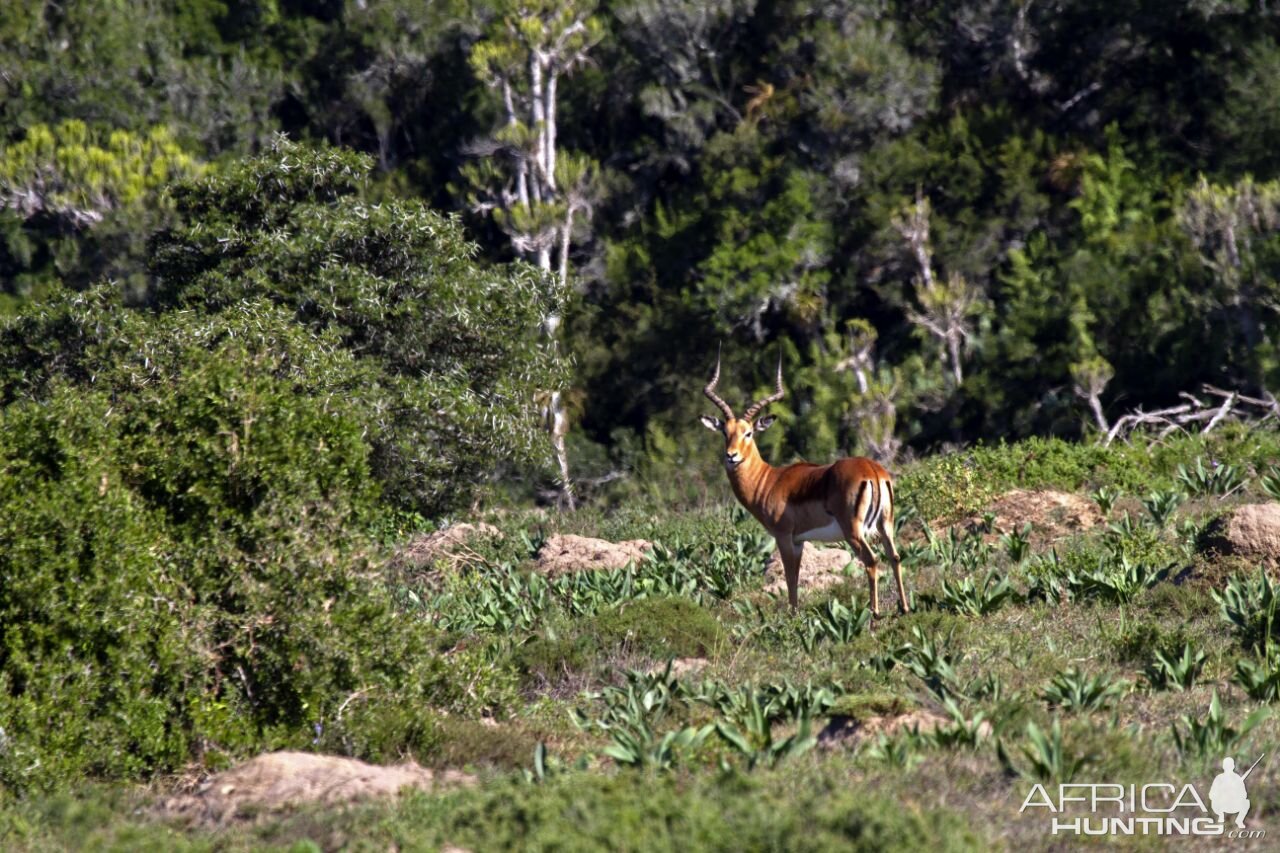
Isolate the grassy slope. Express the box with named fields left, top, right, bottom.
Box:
left=5, top=425, right=1280, bottom=851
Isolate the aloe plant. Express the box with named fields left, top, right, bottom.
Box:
left=1089, top=486, right=1123, bottom=516
left=998, top=718, right=1095, bottom=782
left=1042, top=667, right=1129, bottom=712
left=1142, top=489, right=1183, bottom=527
left=1214, top=566, right=1280, bottom=654
left=1172, top=690, right=1269, bottom=758
left=1143, top=642, right=1206, bottom=691
left=1178, top=457, right=1244, bottom=496
left=714, top=685, right=818, bottom=769
left=937, top=569, right=1017, bottom=616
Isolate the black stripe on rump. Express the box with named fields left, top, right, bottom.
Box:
left=862, top=478, right=881, bottom=533
left=852, top=480, right=869, bottom=532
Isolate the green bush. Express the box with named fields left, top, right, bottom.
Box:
left=897, top=453, right=998, bottom=522
left=0, top=306, right=454, bottom=791
left=325, top=770, right=984, bottom=852
left=146, top=137, right=566, bottom=516
left=591, top=597, right=726, bottom=657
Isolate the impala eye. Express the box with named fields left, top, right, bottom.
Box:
left=744, top=431, right=753, bottom=439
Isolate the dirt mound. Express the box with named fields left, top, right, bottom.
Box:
left=393, top=522, right=500, bottom=572
left=966, top=489, right=1103, bottom=543
left=534, top=534, right=652, bottom=576
left=1200, top=504, right=1280, bottom=567
left=649, top=657, right=709, bottom=678
left=764, top=546, right=855, bottom=596
left=818, top=709, right=988, bottom=749
left=160, top=752, right=475, bottom=826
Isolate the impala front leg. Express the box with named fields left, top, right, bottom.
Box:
left=776, top=537, right=803, bottom=611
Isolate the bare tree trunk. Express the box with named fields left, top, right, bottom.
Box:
left=503, top=82, right=530, bottom=209
left=545, top=72, right=558, bottom=191
left=946, top=333, right=963, bottom=386
left=468, top=10, right=601, bottom=513
left=530, top=56, right=546, bottom=199
left=1087, top=394, right=1108, bottom=433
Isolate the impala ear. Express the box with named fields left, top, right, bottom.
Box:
left=699, top=415, right=724, bottom=433
left=754, top=415, right=777, bottom=432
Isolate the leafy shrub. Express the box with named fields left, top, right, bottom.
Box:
left=427, top=717, right=542, bottom=771
left=896, top=454, right=997, bottom=523
left=395, top=769, right=984, bottom=852
left=2, top=138, right=565, bottom=518
left=591, top=597, right=726, bottom=658
left=1109, top=621, right=1187, bottom=664
left=0, top=308, right=458, bottom=791
left=951, top=427, right=1280, bottom=496
left=514, top=597, right=724, bottom=684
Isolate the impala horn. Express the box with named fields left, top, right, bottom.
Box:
left=742, top=350, right=785, bottom=422
left=703, top=345, right=737, bottom=421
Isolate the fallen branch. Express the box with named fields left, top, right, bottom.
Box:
left=1104, top=384, right=1279, bottom=446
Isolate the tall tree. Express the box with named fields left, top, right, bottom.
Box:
left=0, top=120, right=203, bottom=306
left=891, top=191, right=982, bottom=387
left=460, top=0, right=604, bottom=508
left=1179, top=175, right=1280, bottom=391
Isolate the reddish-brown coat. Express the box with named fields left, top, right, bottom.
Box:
left=710, top=416, right=906, bottom=614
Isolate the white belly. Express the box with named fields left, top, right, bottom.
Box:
left=794, top=519, right=844, bottom=544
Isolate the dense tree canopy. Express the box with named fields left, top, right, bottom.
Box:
left=3, top=0, right=1280, bottom=495
left=2, top=140, right=566, bottom=515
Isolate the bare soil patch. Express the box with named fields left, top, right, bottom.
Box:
left=159, top=752, right=475, bottom=826
left=534, top=534, right=652, bottom=576
left=392, top=522, right=500, bottom=574
left=817, top=709, right=990, bottom=750
left=763, top=545, right=855, bottom=596
left=649, top=656, right=710, bottom=678
left=962, top=489, right=1103, bottom=544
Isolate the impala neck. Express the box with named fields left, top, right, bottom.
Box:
left=726, top=442, right=774, bottom=511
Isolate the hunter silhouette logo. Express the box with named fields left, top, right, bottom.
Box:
left=1020, top=753, right=1267, bottom=838
left=1210, top=754, right=1264, bottom=829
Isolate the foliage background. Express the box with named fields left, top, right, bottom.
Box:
left=3, top=0, right=1279, bottom=494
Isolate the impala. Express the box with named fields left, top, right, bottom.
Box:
left=699, top=352, right=906, bottom=615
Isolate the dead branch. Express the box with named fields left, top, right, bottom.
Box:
left=1103, top=384, right=1279, bottom=446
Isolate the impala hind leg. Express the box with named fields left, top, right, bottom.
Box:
left=877, top=511, right=908, bottom=614
left=842, top=520, right=881, bottom=617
